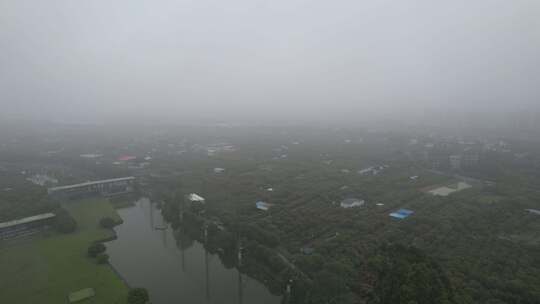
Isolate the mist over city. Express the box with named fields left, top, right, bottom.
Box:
left=2, top=0, right=539, bottom=127
left=1, top=1, right=540, bottom=304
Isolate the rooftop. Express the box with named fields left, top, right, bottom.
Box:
left=80, top=154, right=103, bottom=159
left=427, top=182, right=472, bottom=196
left=188, top=193, right=205, bottom=202
left=256, top=201, right=271, bottom=211
left=340, top=198, right=365, bottom=208
left=526, top=209, right=540, bottom=215
left=0, top=213, right=56, bottom=229
left=300, top=247, right=315, bottom=255
left=389, top=209, right=414, bottom=219
left=48, top=177, right=135, bottom=193
left=117, top=155, right=137, bottom=161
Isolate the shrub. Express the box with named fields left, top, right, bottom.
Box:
left=96, top=253, right=109, bottom=264
left=87, top=243, right=106, bottom=258
left=99, top=217, right=116, bottom=229
left=127, top=288, right=150, bottom=304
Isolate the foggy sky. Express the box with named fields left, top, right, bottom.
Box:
left=1, top=0, right=539, bottom=125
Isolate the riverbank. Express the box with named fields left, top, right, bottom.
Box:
left=0, top=198, right=129, bottom=304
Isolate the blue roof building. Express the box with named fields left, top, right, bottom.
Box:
left=256, top=201, right=271, bottom=211
left=389, top=209, right=414, bottom=219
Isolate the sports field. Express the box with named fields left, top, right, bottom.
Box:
left=0, top=198, right=128, bottom=304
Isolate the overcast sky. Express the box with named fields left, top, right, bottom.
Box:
left=1, top=0, right=539, bottom=125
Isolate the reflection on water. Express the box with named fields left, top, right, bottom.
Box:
left=107, top=198, right=281, bottom=304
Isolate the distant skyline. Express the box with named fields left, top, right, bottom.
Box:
left=1, top=0, right=539, bottom=126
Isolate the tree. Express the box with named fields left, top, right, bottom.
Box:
left=297, top=254, right=325, bottom=274
left=87, top=243, right=106, bottom=258
left=369, top=244, right=455, bottom=304
left=127, top=288, right=150, bottom=304
left=99, top=217, right=116, bottom=229
left=0, top=173, right=58, bottom=222
left=288, top=276, right=312, bottom=304
left=96, top=253, right=109, bottom=264
left=311, top=264, right=349, bottom=304
left=54, top=208, right=77, bottom=233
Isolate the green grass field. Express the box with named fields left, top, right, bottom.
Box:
left=0, top=198, right=128, bottom=304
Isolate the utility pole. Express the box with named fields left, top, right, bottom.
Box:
left=179, top=227, right=185, bottom=272
left=179, top=193, right=185, bottom=222
left=282, top=279, right=293, bottom=304
left=237, top=236, right=244, bottom=304
left=162, top=225, right=167, bottom=247
left=237, top=269, right=243, bottom=304
left=237, top=240, right=243, bottom=267
left=204, top=224, right=210, bottom=302
left=149, top=200, right=154, bottom=229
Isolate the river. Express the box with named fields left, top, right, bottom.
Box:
left=107, top=198, right=282, bottom=304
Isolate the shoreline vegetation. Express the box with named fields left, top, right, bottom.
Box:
left=0, top=198, right=129, bottom=304
left=158, top=195, right=296, bottom=298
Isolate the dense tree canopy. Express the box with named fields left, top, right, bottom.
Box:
left=368, top=244, right=454, bottom=304
left=127, top=288, right=150, bottom=304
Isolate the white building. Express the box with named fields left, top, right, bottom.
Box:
left=214, top=168, right=225, bottom=173
left=340, top=198, right=365, bottom=208
left=188, top=193, right=205, bottom=203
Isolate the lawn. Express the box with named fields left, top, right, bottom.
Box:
left=0, top=198, right=128, bottom=304
left=63, top=197, right=123, bottom=238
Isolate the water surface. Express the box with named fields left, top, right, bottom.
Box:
left=107, top=198, right=281, bottom=304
